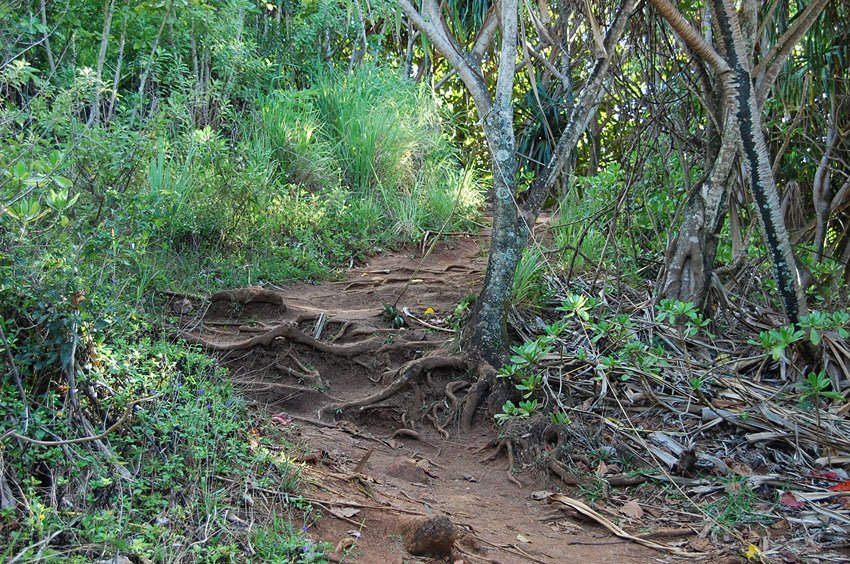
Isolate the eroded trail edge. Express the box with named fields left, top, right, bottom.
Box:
left=173, top=234, right=695, bottom=563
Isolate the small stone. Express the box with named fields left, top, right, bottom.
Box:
left=94, top=556, right=132, bottom=564
left=387, top=460, right=430, bottom=484
left=401, top=516, right=457, bottom=558
left=171, top=298, right=193, bottom=314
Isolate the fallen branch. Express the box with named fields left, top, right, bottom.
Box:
left=547, top=493, right=710, bottom=557
left=1, top=395, right=158, bottom=447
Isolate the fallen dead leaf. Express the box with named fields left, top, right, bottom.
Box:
left=247, top=428, right=260, bottom=451
left=531, top=490, right=553, bottom=500
left=516, top=534, right=530, bottom=543
left=808, top=469, right=839, bottom=480
left=619, top=500, right=644, bottom=519
left=334, top=538, right=356, bottom=553
left=689, top=538, right=712, bottom=551
left=329, top=507, right=361, bottom=519
left=779, top=491, right=806, bottom=509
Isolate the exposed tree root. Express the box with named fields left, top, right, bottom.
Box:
left=183, top=321, right=407, bottom=356
left=445, top=380, right=470, bottom=413
left=506, top=442, right=522, bottom=487
left=383, top=428, right=436, bottom=448
left=319, top=355, right=467, bottom=420
left=460, top=363, right=497, bottom=432
left=342, top=277, right=445, bottom=291
left=276, top=348, right=327, bottom=389
left=426, top=403, right=450, bottom=439
left=232, top=379, right=342, bottom=401
left=210, top=287, right=287, bottom=308
left=478, top=439, right=506, bottom=462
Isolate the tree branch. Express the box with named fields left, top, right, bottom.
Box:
left=522, top=0, right=640, bottom=220
left=648, top=0, right=731, bottom=76
left=753, top=0, right=829, bottom=100
left=396, top=0, right=491, bottom=111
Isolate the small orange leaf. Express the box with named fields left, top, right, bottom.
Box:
left=829, top=480, right=850, bottom=492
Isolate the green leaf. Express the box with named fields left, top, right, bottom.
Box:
left=53, top=175, right=72, bottom=189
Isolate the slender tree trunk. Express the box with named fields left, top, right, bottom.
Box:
left=651, top=0, right=824, bottom=323
left=107, top=2, right=128, bottom=122
left=404, top=21, right=416, bottom=78
left=462, top=0, right=521, bottom=365
left=713, top=0, right=806, bottom=322
left=464, top=116, right=522, bottom=365
left=812, top=99, right=837, bottom=262
left=661, top=112, right=737, bottom=305
left=131, top=0, right=172, bottom=123
left=39, top=0, right=55, bottom=74
left=400, top=0, right=636, bottom=364
left=89, top=0, right=116, bottom=126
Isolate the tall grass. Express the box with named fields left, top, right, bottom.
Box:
left=260, top=91, right=340, bottom=192
left=512, top=246, right=550, bottom=309
left=311, top=67, right=433, bottom=194
left=260, top=65, right=484, bottom=245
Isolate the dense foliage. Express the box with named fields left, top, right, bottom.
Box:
left=1, top=0, right=847, bottom=560
left=1, top=0, right=482, bottom=560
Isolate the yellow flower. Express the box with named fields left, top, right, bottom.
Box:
left=745, top=544, right=762, bottom=561
left=424, top=307, right=435, bottom=315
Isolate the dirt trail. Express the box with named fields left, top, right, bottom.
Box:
left=183, top=231, right=669, bottom=563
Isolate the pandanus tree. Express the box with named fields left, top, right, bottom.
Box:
left=651, top=0, right=830, bottom=324
left=397, top=0, right=639, bottom=365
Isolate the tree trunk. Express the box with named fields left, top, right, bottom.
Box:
left=399, top=0, right=636, bottom=365
left=812, top=99, right=837, bottom=262
left=106, top=2, right=128, bottom=122
left=660, top=114, right=737, bottom=306
left=463, top=113, right=522, bottom=366
left=713, top=0, right=806, bottom=322
left=131, top=0, right=172, bottom=123
left=651, top=0, right=823, bottom=323
left=39, top=0, right=55, bottom=74
left=89, top=0, right=116, bottom=126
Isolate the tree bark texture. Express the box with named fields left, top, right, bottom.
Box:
left=399, top=0, right=636, bottom=364
left=652, top=0, right=825, bottom=324
left=712, top=0, right=806, bottom=322
left=661, top=113, right=737, bottom=306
